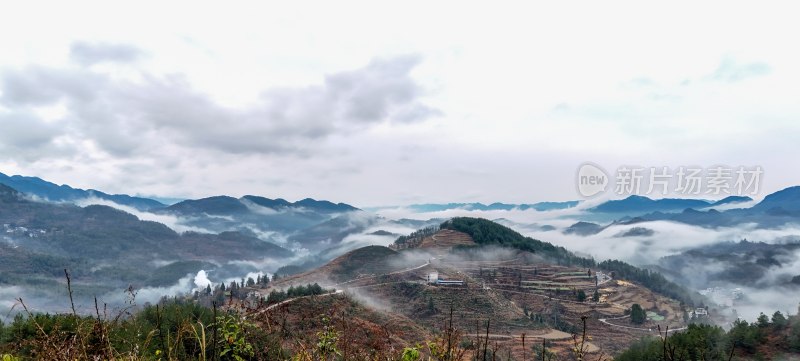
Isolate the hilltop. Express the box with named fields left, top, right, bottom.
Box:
left=256, top=217, right=709, bottom=357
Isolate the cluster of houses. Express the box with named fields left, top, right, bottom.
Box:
left=693, top=308, right=709, bottom=317
left=426, top=271, right=465, bottom=286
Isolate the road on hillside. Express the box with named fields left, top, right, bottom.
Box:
left=246, top=289, right=344, bottom=319
left=464, top=330, right=600, bottom=353
left=598, top=315, right=687, bottom=333
left=328, top=257, right=435, bottom=288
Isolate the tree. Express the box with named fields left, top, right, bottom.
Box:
left=772, top=311, right=788, bottom=329
left=757, top=312, right=770, bottom=328
left=729, top=318, right=763, bottom=353
left=630, top=304, right=646, bottom=324
left=576, top=290, right=586, bottom=302
left=592, top=290, right=600, bottom=302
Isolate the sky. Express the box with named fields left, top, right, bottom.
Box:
left=1, top=1, right=800, bottom=207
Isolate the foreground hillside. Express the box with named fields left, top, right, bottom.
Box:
left=2, top=292, right=798, bottom=360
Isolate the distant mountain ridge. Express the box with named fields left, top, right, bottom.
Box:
left=0, top=170, right=360, bottom=215
left=405, top=201, right=578, bottom=212
left=590, top=195, right=711, bottom=214
left=0, top=171, right=165, bottom=211
left=708, top=195, right=753, bottom=207
left=619, top=187, right=800, bottom=229
left=752, top=185, right=800, bottom=212
left=0, top=182, right=292, bottom=292
left=0, top=171, right=368, bottom=252
left=161, top=194, right=362, bottom=243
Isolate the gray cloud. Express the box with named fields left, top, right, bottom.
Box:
left=323, top=55, right=439, bottom=123
left=1, top=66, right=102, bottom=106
left=0, top=53, right=438, bottom=161
left=0, top=111, right=74, bottom=162
left=69, top=41, right=143, bottom=65
left=0, top=111, right=60, bottom=148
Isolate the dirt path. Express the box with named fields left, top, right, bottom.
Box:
left=465, top=330, right=600, bottom=353
left=465, top=329, right=571, bottom=340
left=246, top=289, right=343, bottom=319
left=598, top=315, right=687, bottom=333
left=324, top=259, right=432, bottom=289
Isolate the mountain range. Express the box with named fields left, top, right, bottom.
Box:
left=0, top=183, right=290, bottom=293
left=396, top=201, right=579, bottom=212
left=588, top=195, right=752, bottom=214
left=0, top=171, right=165, bottom=211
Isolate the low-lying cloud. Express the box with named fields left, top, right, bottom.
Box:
left=73, top=196, right=213, bottom=234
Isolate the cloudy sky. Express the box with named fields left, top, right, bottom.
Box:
left=1, top=1, right=799, bottom=207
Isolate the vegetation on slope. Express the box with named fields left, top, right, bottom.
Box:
left=599, top=259, right=700, bottom=307
left=317, top=245, right=398, bottom=283
left=0, top=184, right=291, bottom=291
left=393, top=225, right=439, bottom=249
left=617, top=309, right=800, bottom=360
left=440, top=217, right=594, bottom=267
left=440, top=217, right=698, bottom=306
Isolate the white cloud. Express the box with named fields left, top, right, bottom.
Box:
left=73, top=196, right=213, bottom=233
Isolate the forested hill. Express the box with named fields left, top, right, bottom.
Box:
left=439, top=217, right=699, bottom=306
left=440, top=217, right=594, bottom=266
left=0, top=183, right=291, bottom=289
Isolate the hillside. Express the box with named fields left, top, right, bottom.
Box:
left=0, top=184, right=291, bottom=297
left=616, top=314, right=800, bottom=360
left=416, top=229, right=476, bottom=249
left=655, top=239, right=800, bottom=290
left=257, top=218, right=715, bottom=357
left=273, top=245, right=401, bottom=285
left=318, top=245, right=399, bottom=282
left=3, top=214, right=795, bottom=359
left=0, top=171, right=164, bottom=211
left=435, top=217, right=700, bottom=306
left=440, top=217, right=595, bottom=267
left=158, top=194, right=364, bottom=250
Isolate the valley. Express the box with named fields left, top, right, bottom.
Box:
left=1, top=175, right=800, bottom=359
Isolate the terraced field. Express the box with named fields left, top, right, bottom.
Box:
left=418, top=229, right=476, bottom=249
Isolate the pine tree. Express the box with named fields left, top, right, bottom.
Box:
left=630, top=304, right=646, bottom=324
left=772, top=311, right=788, bottom=329
left=576, top=290, right=587, bottom=302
